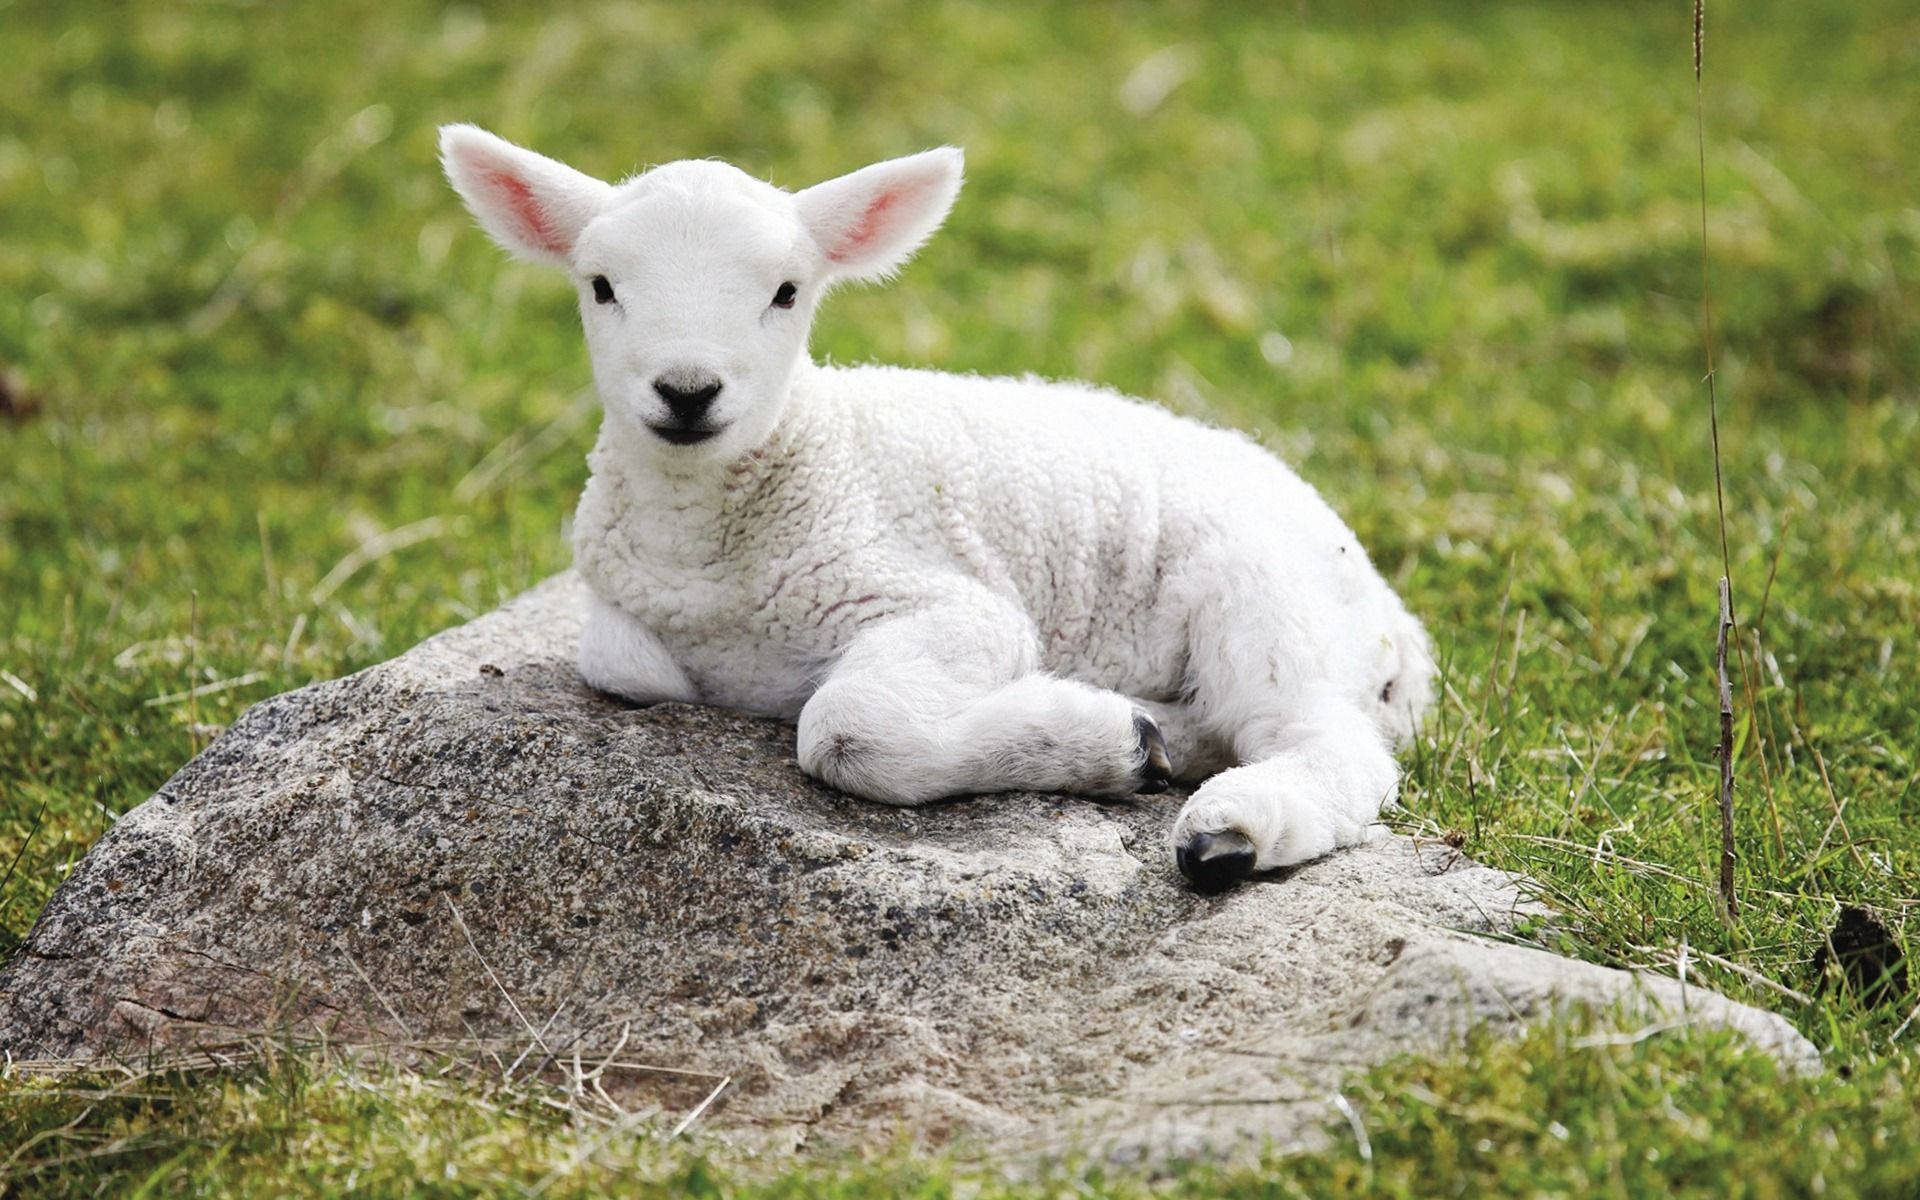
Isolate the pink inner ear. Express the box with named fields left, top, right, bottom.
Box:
left=829, top=188, right=906, bottom=263
left=487, top=168, right=561, bottom=254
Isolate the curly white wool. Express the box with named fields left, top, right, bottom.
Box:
left=441, top=125, right=1434, bottom=890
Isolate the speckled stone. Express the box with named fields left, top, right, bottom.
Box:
left=0, top=573, right=1817, bottom=1159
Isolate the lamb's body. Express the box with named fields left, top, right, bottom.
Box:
left=440, top=125, right=1435, bottom=890
left=576, top=360, right=1434, bottom=869
left=577, top=363, right=1424, bottom=733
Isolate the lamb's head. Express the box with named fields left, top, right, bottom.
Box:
left=440, top=125, right=962, bottom=463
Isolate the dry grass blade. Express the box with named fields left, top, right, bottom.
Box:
left=340, top=948, right=415, bottom=1039
left=1, top=1036, right=729, bottom=1082
left=1511, top=833, right=1709, bottom=889
left=669, top=1074, right=731, bottom=1140
left=309, top=516, right=462, bottom=607
left=0, top=667, right=38, bottom=702
left=1509, top=832, right=1920, bottom=911
left=0, top=796, right=51, bottom=923
left=451, top=388, right=597, bottom=502
left=1632, top=942, right=1813, bottom=1006
left=1329, top=1090, right=1373, bottom=1162
left=444, top=897, right=555, bottom=1076
left=143, top=671, right=268, bottom=709
left=1570, top=1018, right=1691, bottom=1050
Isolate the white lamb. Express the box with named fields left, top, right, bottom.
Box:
left=440, top=125, right=1435, bottom=892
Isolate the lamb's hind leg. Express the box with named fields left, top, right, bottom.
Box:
left=1168, top=563, right=1409, bottom=890
left=1170, top=689, right=1398, bottom=891
left=796, top=604, right=1172, bottom=805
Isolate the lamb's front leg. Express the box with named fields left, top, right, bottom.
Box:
left=795, top=605, right=1171, bottom=805
left=1170, top=688, right=1398, bottom=892
left=578, top=592, right=698, bottom=705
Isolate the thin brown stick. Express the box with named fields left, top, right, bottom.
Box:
left=1715, top=578, right=1738, bottom=916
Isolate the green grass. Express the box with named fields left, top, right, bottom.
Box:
left=3, top=0, right=1917, bottom=1194
left=6, top=1017, right=1920, bottom=1198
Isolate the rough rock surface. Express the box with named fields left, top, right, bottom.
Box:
left=0, top=574, right=1816, bottom=1158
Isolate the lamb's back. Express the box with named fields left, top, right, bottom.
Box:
left=808, top=365, right=1366, bottom=691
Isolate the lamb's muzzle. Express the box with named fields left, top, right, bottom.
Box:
left=649, top=367, right=726, bottom=444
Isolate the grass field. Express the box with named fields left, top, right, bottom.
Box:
left=4, top=0, right=1918, bottom=1194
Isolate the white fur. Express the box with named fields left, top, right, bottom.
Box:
left=441, top=126, right=1435, bottom=881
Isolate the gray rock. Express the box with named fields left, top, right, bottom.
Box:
left=0, top=574, right=1817, bottom=1158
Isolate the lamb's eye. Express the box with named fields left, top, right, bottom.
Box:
left=771, top=281, right=798, bottom=309
left=590, top=275, right=615, bottom=305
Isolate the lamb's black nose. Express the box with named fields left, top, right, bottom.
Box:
left=653, top=371, right=723, bottom=420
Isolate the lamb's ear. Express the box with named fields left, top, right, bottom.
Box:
left=795, top=147, right=963, bottom=283
left=439, top=124, right=612, bottom=266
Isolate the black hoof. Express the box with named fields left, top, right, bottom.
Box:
left=1176, top=830, right=1256, bottom=893
left=1133, top=713, right=1172, bottom=794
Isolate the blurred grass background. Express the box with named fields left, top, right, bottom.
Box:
left=2, top=0, right=1918, bottom=1194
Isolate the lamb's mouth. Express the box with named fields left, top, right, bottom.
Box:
left=648, top=423, right=723, bottom=446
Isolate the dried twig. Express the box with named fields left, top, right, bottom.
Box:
left=1694, top=0, right=1739, bottom=921
left=1715, top=579, right=1738, bottom=916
